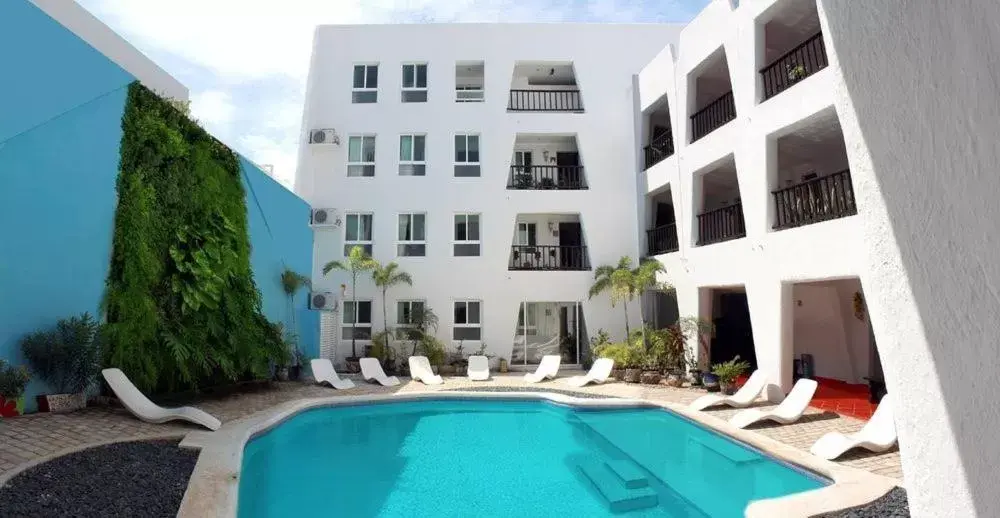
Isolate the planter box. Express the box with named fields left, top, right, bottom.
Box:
left=37, top=393, right=86, bottom=413
left=640, top=371, right=662, bottom=385
left=624, top=368, right=642, bottom=383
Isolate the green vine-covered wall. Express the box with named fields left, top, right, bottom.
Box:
left=103, top=82, right=284, bottom=393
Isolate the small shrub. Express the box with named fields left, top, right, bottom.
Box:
left=0, top=360, right=30, bottom=400
left=712, top=356, right=751, bottom=384
left=20, top=313, right=102, bottom=394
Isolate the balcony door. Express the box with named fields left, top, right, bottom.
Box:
left=513, top=302, right=581, bottom=365
left=556, top=152, right=579, bottom=188
left=558, top=222, right=583, bottom=269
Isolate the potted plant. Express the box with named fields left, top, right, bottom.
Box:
left=711, top=356, right=751, bottom=395
left=371, top=330, right=397, bottom=374
left=20, top=313, right=102, bottom=413
left=0, top=360, right=30, bottom=418
left=513, top=172, right=534, bottom=189
left=679, top=317, right=714, bottom=388
left=786, top=63, right=807, bottom=82
left=623, top=342, right=643, bottom=383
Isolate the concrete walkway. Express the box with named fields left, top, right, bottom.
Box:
left=0, top=374, right=902, bottom=480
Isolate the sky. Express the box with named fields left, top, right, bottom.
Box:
left=76, top=0, right=709, bottom=189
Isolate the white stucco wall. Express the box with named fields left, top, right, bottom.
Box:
left=30, top=0, right=188, bottom=101
left=297, top=23, right=683, bottom=366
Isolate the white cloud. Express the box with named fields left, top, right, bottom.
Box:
left=190, top=90, right=235, bottom=128
left=239, top=134, right=298, bottom=190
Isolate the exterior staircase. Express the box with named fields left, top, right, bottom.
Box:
left=577, top=458, right=659, bottom=513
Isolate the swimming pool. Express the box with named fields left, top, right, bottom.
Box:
left=238, top=399, right=827, bottom=517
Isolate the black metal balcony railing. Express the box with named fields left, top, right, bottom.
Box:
left=507, top=165, right=586, bottom=190
left=691, top=91, right=736, bottom=142
left=508, top=245, right=590, bottom=271
left=697, top=203, right=746, bottom=246
left=646, top=223, right=679, bottom=255
left=643, top=132, right=675, bottom=170
left=508, top=90, right=583, bottom=112
left=773, top=169, right=857, bottom=230
left=760, top=32, right=829, bottom=101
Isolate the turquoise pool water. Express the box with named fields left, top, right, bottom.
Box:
left=238, top=399, right=826, bottom=517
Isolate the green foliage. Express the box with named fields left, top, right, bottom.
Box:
left=280, top=268, right=311, bottom=298
left=20, top=313, right=103, bottom=394
left=0, top=360, right=30, bottom=400
left=712, top=356, right=751, bottom=383
left=103, top=82, right=284, bottom=393
left=593, top=340, right=645, bottom=369
left=372, top=260, right=412, bottom=352
left=369, top=330, right=397, bottom=362
left=397, top=304, right=439, bottom=357
left=418, top=334, right=447, bottom=366
left=323, top=245, right=378, bottom=359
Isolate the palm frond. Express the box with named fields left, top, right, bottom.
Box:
left=322, top=260, right=346, bottom=275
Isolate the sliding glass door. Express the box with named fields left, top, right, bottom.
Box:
left=511, top=301, right=581, bottom=365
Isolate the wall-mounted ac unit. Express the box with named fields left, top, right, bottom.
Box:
left=311, top=208, right=341, bottom=228
left=309, top=128, right=340, bottom=145
left=309, top=292, right=338, bottom=311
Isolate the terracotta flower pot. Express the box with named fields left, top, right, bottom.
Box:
left=0, top=396, right=25, bottom=418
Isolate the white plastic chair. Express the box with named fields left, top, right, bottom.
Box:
left=524, top=355, right=561, bottom=383
left=360, top=357, right=401, bottom=387
left=408, top=356, right=444, bottom=385
left=467, top=355, right=490, bottom=381
left=564, top=358, right=614, bottom=387
left=729, top=378, right=818, bottom=429
left=101, top=368, right=221, bottom=431
left=689, top=370, right=769, bottom=411
left=311, top=359, right=355, bottom=390
left=810, top=394, right=897, bottom=460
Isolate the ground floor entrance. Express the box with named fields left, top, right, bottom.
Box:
left=510, top=301, right=586, bottom=366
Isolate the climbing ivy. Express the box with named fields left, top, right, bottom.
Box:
left=102, top=82, right=285, bottom=393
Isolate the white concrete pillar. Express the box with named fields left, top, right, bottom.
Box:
left=746, top=279, right=793, bottom=400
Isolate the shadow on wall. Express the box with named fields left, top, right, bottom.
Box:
left=819, top=0, right=1000, bottom=516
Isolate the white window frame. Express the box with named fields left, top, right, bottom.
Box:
left=352, top=63, right=379, bottom=91
left=398, top=134, right=426, bottom=176
left=453, top=213, right=481, bottom=257
left=454, top=134, right=480, bottom=165
left=344, top=212, right=373, bottom=256
left=453, top=299, right=482, bottom=341
left=342, top=299, right=373, bottom=340
left=396, top=299, right=426, bottom=326
left=401, top=63, right=428, bottom=91
left=397, top=212, right=426, bottom=257
left=515, top=222, right=537, bottom=246
left=518, top=302, right=538, bottom=335
left=347, top=135, right=376, bottom=177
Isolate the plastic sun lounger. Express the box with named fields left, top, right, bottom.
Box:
left=564, top=358, right=614, bottom=387
left=408, top=356, right=444, bottom=385
left=524, top=355, right=561, bottom=383
left=101, top=368, right=221, bottom=431
left=810, top=394, right=897, bottom=460
left=310, top=359, right=356, bottom=390
left=689, top=370, right=769, bottom=411
left=360, top=357, right=401, bottom=387
left=466, top=355, right=491, bottom=381
left=729, top=378, right=818, bottom=429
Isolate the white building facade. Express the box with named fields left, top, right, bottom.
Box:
left=296, top=24, right=683, bottom=368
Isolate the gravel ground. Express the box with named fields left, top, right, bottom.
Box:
left=0, top=440, right=197, bottom=518
left=817, top=487, right=909, bottom=518
left=442, top=386, right=621, bottom=399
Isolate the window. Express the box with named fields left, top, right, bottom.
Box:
left=453, top=214, right=481, bottom=256
left=455, top=61, right=485, bottom=102
left=453, top=300, right=482, bottom=341
left=515, top=222, right=537, bottom=246
left=352, top=64, right=378, bottom=103
left=342, top=300, right=373, bottom=340
left=514, top=151, right=533, bottom=172
left=397, top=300, right=426, bottom=326
left=344, top=213, right=373, bottom=256
left=347, top=136, right=376, bottom=177
left=399, top=134, right=426, bottom=176
left=517, top=302, right=538, bottom=336
left=397, top=213, right=426, bottom=257
left=454, top=134, right=480, bottom=177
left=402, top=63, right=428, bottom=103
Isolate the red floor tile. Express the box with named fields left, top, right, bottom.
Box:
left=808, top=377, right=876, bottom=420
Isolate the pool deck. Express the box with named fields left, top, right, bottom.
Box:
left=0, top=374, right=903, bottom=501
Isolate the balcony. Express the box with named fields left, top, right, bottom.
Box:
left=691, top=91, right=736, bottom=142
left=509, top=245, right=590, bottom=271
left=697, top=203, right=746, bottom=246
left=773, top=169, right=856, bottom=229
left=760, top=33, right=828, bottom=101
left=644, top=131, right=674, bottom=170
left=647, top=223, right=679, bottom=255
left=508, top=90, right=583, bottom=112
left=508, top=62, right=583, bottom=112
left=508, top=165, right=586, bottom=190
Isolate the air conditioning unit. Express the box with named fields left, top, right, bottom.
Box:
left=309, top=128, right=340, bottom=145
left=309, top=292, right=339, bottom=311
left=311, top=208, right=341, bottom=227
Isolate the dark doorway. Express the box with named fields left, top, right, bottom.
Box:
left=558, top=222, right=584, bottom=269
left=651, top=124, right=670, bottom=142
left=710, top=291, right=758, bottom=370
left=654, top=201, right=675, bottom=227
left=556, top=152, right=581, bottom=188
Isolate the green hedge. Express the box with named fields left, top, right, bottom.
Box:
left=102, top=82, right=284, bottom=393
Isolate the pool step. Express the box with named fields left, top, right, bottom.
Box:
left=605, top=459, right=649, bottom=489
left=578, top=460, right=659, bottom=513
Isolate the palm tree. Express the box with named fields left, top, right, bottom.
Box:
left=402, top=305, right=439, bottom=356
left=372, top=261, right=413, bottom=350
left=631, top=258, right=672, bottom=331
left=279, top=267, right=311, bottom=330
left=322, top=245, right=377, bottom=359
left=588, top=256, right=636, bottom=338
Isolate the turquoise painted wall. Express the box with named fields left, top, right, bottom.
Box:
left=241, top=157, right=319, bottom=361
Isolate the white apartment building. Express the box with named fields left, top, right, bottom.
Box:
left=296, top=24, right=683, bottom=369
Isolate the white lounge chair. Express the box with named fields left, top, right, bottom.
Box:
left=360, top=357, right=400, bottom=387
left=467, top=355, right=490, bottom=381
left=524, top=355, right=561, bottom=383
left=101, top=368, right=221, bottom=431
left=564, top=358, right=614, bottom=387
left=810, top=394, right=897, bottom=460
left=729, top=378, right=818, bottom=429
left=408, top=356, right=444, bottom=385
left=689, top=370, right=769, bottom=411
left=311, top=359, right=356, bottom=390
